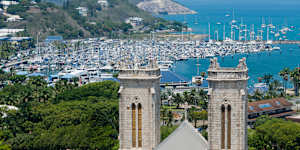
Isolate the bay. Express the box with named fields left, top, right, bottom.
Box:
left=160, top=0, right=300, bottom=86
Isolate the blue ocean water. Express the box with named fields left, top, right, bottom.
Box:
left=160, top=0, right=300, bottom=86
left=162, top=0, right=300, bottom=40
left=172, top=45, right=300, bottom=87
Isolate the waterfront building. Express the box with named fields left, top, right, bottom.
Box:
left=0, top=29, right=24, bottom=37
left=248, top=98, right=296, bottom=126
left=160, top=70, right=189, bottom=88
left=44, top=36, right=63, bottom=43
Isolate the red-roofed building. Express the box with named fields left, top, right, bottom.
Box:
left=248, top=98, right=296, bottom=126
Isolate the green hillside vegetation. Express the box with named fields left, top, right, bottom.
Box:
left=248, top=116, right=300, bottom=150
left=4, top=0, right=183, bottom=39
left=0, top=71, right=120, bottom=149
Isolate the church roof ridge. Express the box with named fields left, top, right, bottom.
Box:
left=155, top=120, right=208, bottom=150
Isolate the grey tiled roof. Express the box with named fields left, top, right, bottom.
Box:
left=155, top=120, right=208, bottom=150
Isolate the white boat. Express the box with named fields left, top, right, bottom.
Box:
left=272, top=47, right=280, bottom=50
left=192, top=76, right=204, bottom=86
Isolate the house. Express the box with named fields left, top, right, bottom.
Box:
left=0, top=0, right=19, bottom=9
left=248, top=98, right=296, bottom=126
left=0, top=29, right=24, bottom=37
left=98, top=0, right=108, bottom=8
left=125, top=17, right=144, bottom=27
left=76, top=7, right=88, bottom=16
left=3, top=13, right=23, bottom=22
left=6, top=15, right=23, bottom=22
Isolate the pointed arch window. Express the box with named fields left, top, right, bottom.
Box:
left=132, top=103, right=136, bottom=147
left=227, top=105, right=231, bottom=149
left=221, top=104, right=225, bottom=149
left=138, top=103, right=142, bottom=147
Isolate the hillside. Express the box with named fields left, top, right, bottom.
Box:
left=3, top=0, right=183, bottom=39
left=136, top=0, right=196, bottom=15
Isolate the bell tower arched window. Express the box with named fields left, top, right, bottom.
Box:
left=138, top=103, right=142, bottom=147
left=132, top=103, right=136, bottom=147
left=227, top=105, right=231, bottom=149
left=221, top=104, right=225, bottom=149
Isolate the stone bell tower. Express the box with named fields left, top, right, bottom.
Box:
left=118, top=63, right=161, bottom=150
left=206, top=58, right=248, bottom=150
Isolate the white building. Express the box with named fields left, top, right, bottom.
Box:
left=76, top=7, right=88, bottom=17
left=0, top=29, right=24, bottom=37
left=0, top=0, right=19, bottom=9
left=125, top=17, right=144, bottom=27
left=2, top=12, right=23, bottom=22
left=97, top=0, right=108, bottom=8
left=6, top=15, right=23, bottom=22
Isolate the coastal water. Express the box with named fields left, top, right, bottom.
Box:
left=160, top=0, right=300, bottom=86
left=162, top=0, right=300, bottom=41
left=172, top=44, right=300, bottom=88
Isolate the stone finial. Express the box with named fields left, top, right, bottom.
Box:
left=209, top=58, right=220, bottom=69
left=237, top=57, right=247, bottom=69
left=148, top=58, right=158, bottom=69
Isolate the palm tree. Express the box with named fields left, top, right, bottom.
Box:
left=279, top=68, right=290, bottom=93
left=197, top=89, right=208, bottom=110
left=199, top=110, right=208, bottom=128
left=189, top=107, right=199, bottom=128
left=160, top=92, right=168, bottom=106
left=167, top=110, right=173, bottom=127
left=200, top=72, right=206, bottom=78
left=252, top=89, right=264, bottom=101
left=190, top=88, right=197, bottom=105
left=272, top=80, right=282, bottom=90
left=289, top=68, right=300, bottom=96
left=172, top=93, right=183, bottom=109
left=183, top=91, right=191, bottom=105
left=161, top=107, right=168, bottom=125
left=262, top=74, right=273, bottom=85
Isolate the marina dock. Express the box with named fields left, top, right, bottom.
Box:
left=271, top=40, right=300, bottom=44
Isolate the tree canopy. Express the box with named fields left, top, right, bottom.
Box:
left=249, top=117, right=300, bottom=150
left=0, top=76, right=120, bottom=150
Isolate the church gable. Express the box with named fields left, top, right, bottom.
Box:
left=155, top=121, right=208, bottom=150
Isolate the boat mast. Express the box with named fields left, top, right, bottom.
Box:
left=267, top=26, right=269, bottom=41
left=197, top=57, right=200, bottom=76
left=223, top=24, right=226, bottom=41
left=208, top=23, right=211, bottom=41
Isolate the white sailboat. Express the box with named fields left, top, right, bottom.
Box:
left=192, top=57, right=203, bottom=86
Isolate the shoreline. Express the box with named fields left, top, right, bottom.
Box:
left=137, top=0, right=197, bottom=15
